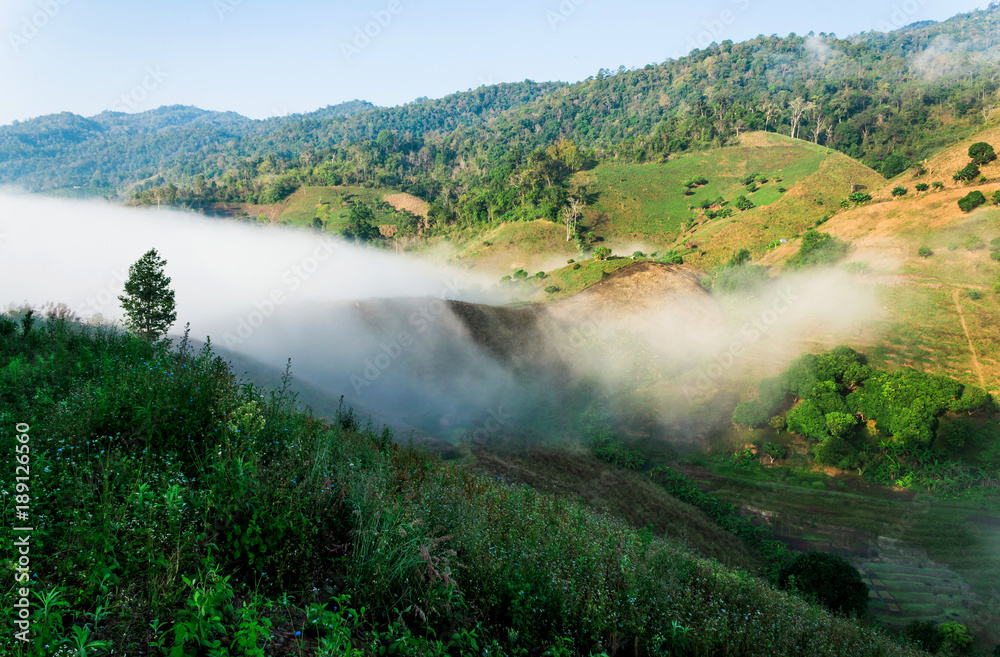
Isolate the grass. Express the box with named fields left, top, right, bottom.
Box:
left=232, top=185, right=413, bottom=234
left=572, top=132, right=884, bottom=267
left=0, top=312, right=933, bottom=656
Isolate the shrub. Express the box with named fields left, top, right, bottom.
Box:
left=733, top=400, right=770, bottom=427
left=969, top=142, right=997, bottom=166
left=954, top=163, right=981, bottom=183
left=534, top=271, right=546, bottom=279
left=939, top=622, right=974, bottom=655
left=915, top=183, right=930, bottom=192
left=917, top=246, right=933, bottom=258
left=544, top=285, right=559, bottom=294
left=848, top=191, right=872, bottom=204
left=891, top=186, right=908, bottom=197
left=991, top=251, right=1000, bottom=262
left=958, top=191, right=987, bottom=213
left=992, top=237, right=1000, bottom=250
left=932, top=181, right=945, bottom=189
left=963, top=234, right=985, bottom=250
left=903, top=620, right=945, bottom=654
left=512, top=269, right=528, bottom=279
left=778, top=552, right=868, bottom=617
left=593, top=246, right=612, bottom=261
left=992, top=190, right=1000, bottom=205
left=762, top=442, right=788, bottom=459
left=734, top=195, right=755, bottom=211
left=786, top=230, right=851, bottom=269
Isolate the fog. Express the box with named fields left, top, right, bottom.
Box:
left=0, top=192, right=881, bottom=446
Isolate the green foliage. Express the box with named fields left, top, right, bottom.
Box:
left=954, top=162, right=982, bottom=183
left=933, top=181, right=945, bottom=189
left=915, top=183, right=930, bottom=192
left=990, top=251, right=1000, bottom=262
left=968, top=141, right=996, bottom=166
left=891, top=186, right=908, bottom=197
left=918, top=246, right=933, bottom=258
left=963, top=233, right=985, bottom=250
left=903, top=620, right=945, bottom=654
left=733, top=400, right=770, bottom=427
left=847, top=191, right=872, bottom=204
left=967, top=289, right=984, bottom=300
left=342, top=203, right=380, bottom=242
left=843, top=261, right=871, bottom=275
left=786, top=230, right=851, bottom=269
left=778, top=552, right=868, bottom=617
left=512, top=269, right=528, bottom=279
left=0, top=314, right=942, bottom=656
left=762, top=442, right=788, bottom=459
left=592, top=246, right=612, bottom=261
left=544, top=285, right=560, bottom=294
left=118, top=248, right=177, bottom=342
left=649, top=466, right=792, bottom=583
left=939, top=622, right=974, bottom=655
left=733, top=195, right=755, bottom=211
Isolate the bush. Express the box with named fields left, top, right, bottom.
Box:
left=762, top=442, right=788, bottom=459
left=992, top=191, right=1000, bottom=206
left=787, top=230, right=851, bottom=269
left=958, top=191, right=987, bottom=213
left=969, top=142, right=997, bottom=166
left=593, top=246, right=612, bottom=261
left=848, top=191, right=872, bottom=204
left=513, top=269, right=528, bottom=279
left=918, top=246, right=933, bottom=258
left=903, top=620, right=945, bottom=654
left=714, top=264, right=770, bottom=294
left=932, top=181, right=945, bottom=189
left=734, top=195, right=755, bottom=211
left=891, top=186, right=908, bottom=197
left=954, top=163, right=981, bottom=183
left=915, top=183, right=930, bottom=192
left=963, top=234, right=985, bottom=250
left=968, top=289, right=984, bottom=301
left=778, top=552, right=868, bottom=617
left=733, top=400, right=770, bottom=427
left=544, top=285, right=560, bottom=294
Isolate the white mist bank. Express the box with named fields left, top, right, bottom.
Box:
left=0, top=192, right=883, bottom=440
left=0, top=192, right=498, bottom=334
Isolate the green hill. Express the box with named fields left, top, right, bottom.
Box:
left=0, top=313, right=932, bottom=656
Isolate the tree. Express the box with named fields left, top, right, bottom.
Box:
left=563, top=193, right=584, bottom=241
left=119, top=249, right=177, bottom=342
left=593, top=246, right=612, bottom=261
left=958, top=191, right=986, bottom=213
left=918, top=246, right=933, bottom=258
left=343, top=203, right=380, bottom=242
left=968, top=142, right=996, bottom=166
left=891, top=186, right=908, bottom=197
left=778, top=552, right=868, bottom=617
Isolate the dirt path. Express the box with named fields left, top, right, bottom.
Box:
left=952, top=288, right=987, bottom=387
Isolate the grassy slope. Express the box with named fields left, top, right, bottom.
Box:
left=0, top=316, right=928, bottom=656
left=572, top=132, right=884, bottom=267
left=217, top=185, right=414, bottom=233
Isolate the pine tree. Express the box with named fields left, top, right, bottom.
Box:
left=119, top=248, right=177, bottom=341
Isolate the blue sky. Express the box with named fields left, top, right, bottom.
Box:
left=0, top=0, right=989, bottom=125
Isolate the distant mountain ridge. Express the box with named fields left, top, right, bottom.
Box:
left=4, top=5, right=1000, bottom=192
